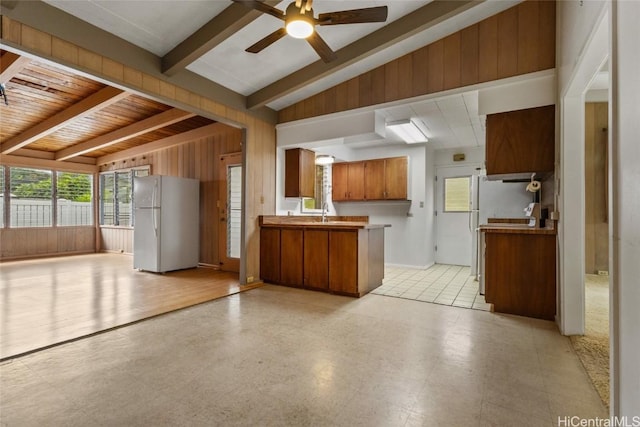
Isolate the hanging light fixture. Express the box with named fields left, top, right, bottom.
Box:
left=315, top=154, right=335, bottom=165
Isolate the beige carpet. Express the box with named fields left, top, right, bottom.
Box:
left=570, top=274, right=609, bottom=409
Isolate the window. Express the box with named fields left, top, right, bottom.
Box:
left=99, top=166, right=149, bottom=227
left=56, top=172, right=93, bottom=226
left=10, top=167, right=53, bottom=227
left=301, top=165, right=326, bottom=212
left=227, top=165, right=242, bottom=259
left=444, top=176, right=470, bottom=212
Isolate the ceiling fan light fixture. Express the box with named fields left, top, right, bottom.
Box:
left=285, top=2, right=314, bottom=39
left=286, top=19, right=314, bottom=38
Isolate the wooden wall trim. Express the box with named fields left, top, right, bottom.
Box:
left=0, top=153, right=98, bottom=173
left=278, top=0, right=556, bottom=123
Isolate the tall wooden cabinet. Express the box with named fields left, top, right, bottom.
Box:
left=486, top=105, right=555, bottom=176
left=285, top=148, right=316, bottom=198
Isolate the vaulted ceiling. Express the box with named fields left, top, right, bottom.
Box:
left=0, top=0, right=526, bottom=164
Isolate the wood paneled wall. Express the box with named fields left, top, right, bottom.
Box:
left=0, top=227, right=95, bottom=259
left=99, top=125, right=242, bottom=265
left=1, top=17, right=277, bottom=283
left=585, top=102, right=608, bottom=274
left=278, top=0, right=555, bottom=123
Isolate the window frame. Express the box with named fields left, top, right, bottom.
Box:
left=98, top=166, right=150, bottom=228
left=443, top=175, right=471, bottom=213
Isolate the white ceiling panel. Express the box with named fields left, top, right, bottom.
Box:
left=188, top=0, right=429, bottom=96
left=44, top=0, right=228, bottom=56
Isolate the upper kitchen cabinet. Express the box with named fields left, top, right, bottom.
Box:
left=485, top=105, right=555, bottom=178
left=383, top=157, right=408, bottom=200
left=332, top=161, right=365, bottom=201
left=335, top=157, right=408, bottom=202
left=364, top=157, right=409, bottom=200
left=285, top=148, right=316, bottom=198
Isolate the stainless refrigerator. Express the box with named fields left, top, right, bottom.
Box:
left=133, top=175, right=199, bottom=273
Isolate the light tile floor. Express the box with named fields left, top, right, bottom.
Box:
left=0, top=285, right=607, bottom=426
left=373, top=264, right=493, bottom=311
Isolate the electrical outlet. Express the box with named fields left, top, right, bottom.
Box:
left=597, top=270, right=609, bottom=276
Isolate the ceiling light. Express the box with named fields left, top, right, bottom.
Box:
left=386, top=119, right=429, bottom=144
left=285, top=3, right=314, bottom=39
left=315, top=155, right=334, bottom=165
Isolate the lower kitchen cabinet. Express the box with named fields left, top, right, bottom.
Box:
left=259, top=228, right=280, bottom=283
left=329, top=230, right=358, bottom=294
left=483, top=231, right=556, bottom=320
left=280, top=229, right=303, bottom=286
left=303, top=230, right=329, bottom=290
left=259, top=221, right=387, bottom=297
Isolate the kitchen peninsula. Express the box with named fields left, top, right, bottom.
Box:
left=259, top=216, right=389, bottom=297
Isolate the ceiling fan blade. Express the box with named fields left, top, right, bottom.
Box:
left=232, top=0, right=285, bottom=20
left=307, top=32, right=337, bottom=63
left=317, top=6, right=388, bottom=25
left=246, top=27, right=287, bottom=53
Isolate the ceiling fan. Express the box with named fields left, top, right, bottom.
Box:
left=233, top=0, right=388, bottom=63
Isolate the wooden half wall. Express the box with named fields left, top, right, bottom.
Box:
left=0, top=17, right=276, bottom=283
left=99, top=125, right=242, bottom=267
left=278, top=0, right=555, bottom=123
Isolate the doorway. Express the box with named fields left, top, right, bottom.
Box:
left=219, top=153, right=242, bottom=272
left=435, top=165, right=476, bottom=266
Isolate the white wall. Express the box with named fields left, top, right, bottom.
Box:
left=558, top=0, right=640, bottom=416
left=610, top=0, right=640, bottom=416
left=326, top=144, right=431, bottom=268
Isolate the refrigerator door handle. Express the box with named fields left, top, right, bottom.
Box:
left=152, top=180, right=158, bottom=236
left=153, top=208, right=158, bottom=236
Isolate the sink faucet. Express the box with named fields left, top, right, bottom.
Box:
left=321, top=201, right=328, bottom=223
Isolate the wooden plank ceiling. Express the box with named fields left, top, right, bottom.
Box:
left=0, top=50, right=215, bottom=165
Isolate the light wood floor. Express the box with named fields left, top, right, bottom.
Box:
left=0, top=253, right=260, bottom=360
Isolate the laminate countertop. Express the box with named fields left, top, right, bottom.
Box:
left=479, top=223, right=556, bottom=235
left=260, top=221, right=390, bottom=230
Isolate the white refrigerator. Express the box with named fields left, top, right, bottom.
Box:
left=133, top=175, right=200, bottom=273
left=470, top=175, right=532, bottom=288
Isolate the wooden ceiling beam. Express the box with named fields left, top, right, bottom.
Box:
left=0, top=86, right=128, bottom=155
left=246, top=0, right=483, bottom=109
left=161, top=0, right=281, bottom=76
left=0, top=51, right=31, bottom=83
left=55, top=108, right=196, bottom=161
left=97, top=122, right=225, bottom=165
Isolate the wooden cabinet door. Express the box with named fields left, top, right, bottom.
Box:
left=280, top=229, right=303, bottom=286
left=285, top=148, right=315, bottom=198
left=384, top=157, right=408, bottom=199
left=486, top=105, right=555, bottom=175
left=303, top=230, right=329, bottom=290
left=329, top=231, right=358, bottom=294
left=332, top=163, right=348, bottom=201
left=260, top=228, right=280, bottom=283
left=364, top=159, right=385, bottom=200
left=347, top=162, right=365, bottom=200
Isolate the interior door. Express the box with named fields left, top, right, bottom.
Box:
left=435, top=165, right=476, bottom=266
left=219, top=153, right=242, bottom=272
